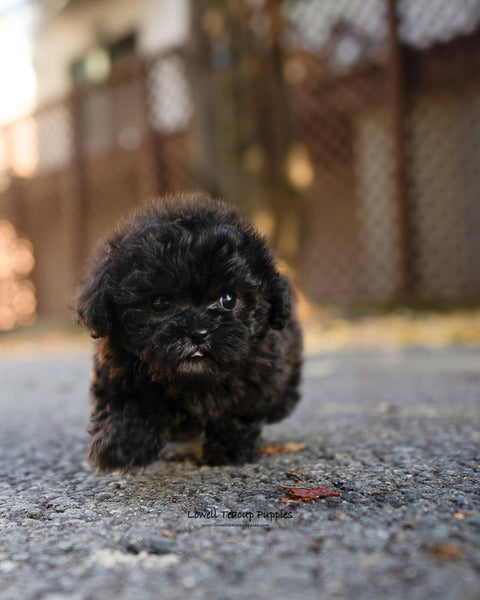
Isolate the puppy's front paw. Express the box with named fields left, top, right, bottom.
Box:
left=88, top=423, right=165, bottom=473
left=201, top=442, right=260, bottom=466
left=202, top=421, right=261, bottom=466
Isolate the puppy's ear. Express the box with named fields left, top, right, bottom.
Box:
left=76, top=248, right=113, bottom=338
left=267, top=272, right=292, bottom=330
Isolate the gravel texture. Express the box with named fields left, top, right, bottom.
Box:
left=0, top=346, right=479, bottom=600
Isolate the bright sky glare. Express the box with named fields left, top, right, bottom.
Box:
left=0, top=0, right=36, bottom=126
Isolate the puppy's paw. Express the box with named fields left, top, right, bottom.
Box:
left=202, top=420, right=262, bottom=466
left=88, top=427, right=165, bottom=473
left=201, top=443, right=261, bottom=466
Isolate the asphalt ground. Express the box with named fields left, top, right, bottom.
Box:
left=0, top=345, right=479, bottom=600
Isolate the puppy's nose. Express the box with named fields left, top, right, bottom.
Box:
left=189, top=329, right=209, bottom=344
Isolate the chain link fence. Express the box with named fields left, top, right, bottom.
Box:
left=0, top=50, right=194, bottom=321
left=0, top=0, right=479, bottom=327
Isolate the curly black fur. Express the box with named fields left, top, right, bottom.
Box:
left=76, top=192, right=302, bottom=472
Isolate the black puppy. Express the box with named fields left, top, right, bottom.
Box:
left=77, top=193, right=302, bottom=471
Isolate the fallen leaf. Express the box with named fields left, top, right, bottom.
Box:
left=262, top=444, right=283, bottom=455
left=261, top=442, right=305, bottom=456
left=286, top=469, right=310, bottom=474
left=368, top=491, right=394, bottom=496
left=432, top=542, right=462, bottom=560
left=162, top=530, right=174, bottom=538
left=453, top=512, right=473, bottom=520
left=283, top=442, right=306, bottom=452
left=281, top=486, right=340, bottom=501
left=280, top=496, right=297, bottom=504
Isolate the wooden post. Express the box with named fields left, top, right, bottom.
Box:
left=387, top=0, right=412, bottom=297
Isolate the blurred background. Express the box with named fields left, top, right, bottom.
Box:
left=0, top=0, right=480, bottom=352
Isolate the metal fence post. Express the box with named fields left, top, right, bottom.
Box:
left=387, top=0, right=412, bottom=297
left=70, top=90, right=88, bottom=274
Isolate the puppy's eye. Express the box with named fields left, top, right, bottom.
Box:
left=151, top=296, right=170, bottom=312
left=219, top=293, right=237, bottom=310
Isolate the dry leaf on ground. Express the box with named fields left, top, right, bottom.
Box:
left=161, top=530, right=174, bottom=538
left=431, top=542, right=462, bottom=560
left=280, top=486, right=340, bottom=503
left=261, top=442, right=305, bottom=456
left=453, top=512, right=473, bottom=520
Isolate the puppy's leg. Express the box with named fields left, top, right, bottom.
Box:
left=202, top=419, right=262, bottom=465
left=88, top=401, right=166, bottom=472
left=266, top=358, right=302, bottom=423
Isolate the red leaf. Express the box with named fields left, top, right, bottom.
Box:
left=281, top=486, right=340, bottom=501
